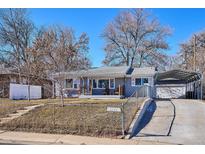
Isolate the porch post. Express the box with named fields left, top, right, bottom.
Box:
left=83, top=78, right=85, bottom=95
left=90, top=79, right=92, bottom=95
left=87, top=78, right=89, bottom=95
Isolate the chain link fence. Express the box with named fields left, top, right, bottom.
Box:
left=121, top=85, right=150, bottom=135
left=0, top=86, right=150, bottom=137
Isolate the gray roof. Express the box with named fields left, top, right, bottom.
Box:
left=129, top=67, right=156, bottom=77
left=53, top=66, right=156, bottom=79
left=53, top=66, right=130, bottom=78
left=52, top=70, right=87, bottom=79
left=82, top=66, right=130, bottom=78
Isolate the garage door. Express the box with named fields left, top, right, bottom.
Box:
left=156, top=86, right=186, bottom=99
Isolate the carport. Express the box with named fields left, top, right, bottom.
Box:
left=154, top=69, right=203, bottom=99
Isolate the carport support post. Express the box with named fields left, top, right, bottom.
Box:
left=121, top=103, right=125, bottom=137
left=191, top=82, right=193, bottom=99
left=201, top=73, right=203, bottom=100
left=194, top=82, right=196, bottom=99
left=198, top=80, right=200, bottom=99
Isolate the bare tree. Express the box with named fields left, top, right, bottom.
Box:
left=177, top=31, right=205, bottom=74
left=0, top=9, right=34, bottom=72
left=32, top=26, right=91, bottom=106
left=102, top=9, right=171, bottom=70
left=0, top=9, right=35, bottom=101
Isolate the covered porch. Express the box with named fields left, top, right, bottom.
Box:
left=78, top=77, right=125, bottom=97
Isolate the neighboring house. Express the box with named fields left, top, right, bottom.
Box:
left=52, top=66, right=156, bottom=98
left=0, top=65, right=53, bottom=99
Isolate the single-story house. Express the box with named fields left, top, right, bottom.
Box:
left=0, top=65, right=53, bottom=99
left=52, top=66, right=156, bottom=98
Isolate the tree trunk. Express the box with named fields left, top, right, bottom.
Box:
left=27, top=73, right=31, bottom=102
left=126, top=52, right=130, bottom=66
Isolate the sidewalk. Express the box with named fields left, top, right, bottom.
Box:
left=0, top=104, right=44, bottom=124
left=0, top=130, right=166, bottom=145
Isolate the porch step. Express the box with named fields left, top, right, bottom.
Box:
left=79, top=95, right=123, bottom=99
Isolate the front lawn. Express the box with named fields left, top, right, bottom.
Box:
left=0, top=97, right=144, bottom=137
left=0, top=103, right=123, bottom=137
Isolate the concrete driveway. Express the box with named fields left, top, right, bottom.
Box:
left=131, top=99, right=205, bottom=144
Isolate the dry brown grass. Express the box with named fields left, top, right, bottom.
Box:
left=57, top=98, right=127, bottom=104
left=1, top=98, right=127, bottom=105
left=0, top=98, right=126, bottom=120
left=0, top=101, right=36, bottom=118
left=0, top=98, right=51, bottom=104
left=0, top=97, right=144, bottom=137
left=0, top=98, right=52, bottom=119
left=0, top=103, right=122, bottom=137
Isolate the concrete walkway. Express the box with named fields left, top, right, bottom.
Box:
left=132, top=99, right=205, bottom=144
left=0, top=130, right=167, bottom=145
left=0, top=104, right=44, bottom=124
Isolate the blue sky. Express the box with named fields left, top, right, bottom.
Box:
left=29, top=8, right=205, bottom=67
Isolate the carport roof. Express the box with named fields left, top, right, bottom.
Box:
left=155, top=69, right=202, bottom=84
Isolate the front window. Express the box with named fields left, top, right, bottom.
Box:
left=110, top=79, right=115, bottom=89
left=132, top=77, right=150, bottom=86
left=65, top=79, right=73, bottom=88
left=73, top=78, right=80, bottom=89
left=73, top=83, right=78, bottom=89
left=135, top=78, right=142, bottom=85
left=98, top=79, right=109, bottom=88
left=142, top=78, right=148, bottom=85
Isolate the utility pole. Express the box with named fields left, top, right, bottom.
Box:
left=193, top=34, right=197, bottom=71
